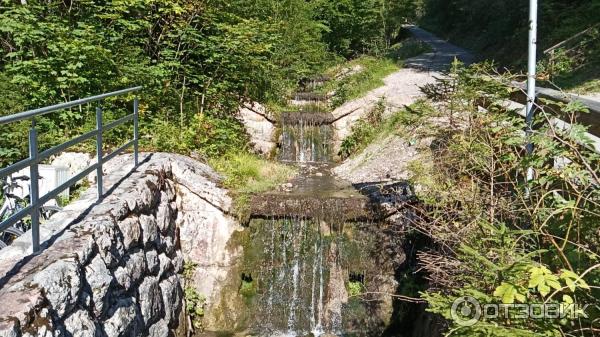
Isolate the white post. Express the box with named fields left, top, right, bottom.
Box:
left=526, top=0, right=538, bottom=182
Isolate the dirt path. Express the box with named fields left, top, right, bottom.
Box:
left=332, top=27, right=473, bottom=183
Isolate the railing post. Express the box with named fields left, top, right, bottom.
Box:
left=96, top=102, right=104, bottom=200
left=28, top=119, right=40, bottom=253
left=133, top=96, right=139, bottom=167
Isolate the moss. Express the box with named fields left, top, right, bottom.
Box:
left=347, top=281, right=364, bottom=297
left=239, top=280, right=258, bottom=301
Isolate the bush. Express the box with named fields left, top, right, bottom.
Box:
left=149, top=113, right=248, bottom=158
left=409, top=63, right=600, bottom=336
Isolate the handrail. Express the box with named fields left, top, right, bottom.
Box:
left=0, top=86, right=142, bottom=125
left=543, top=24, right=599, bottom=55
left=0, top=86, right=142, bottom=253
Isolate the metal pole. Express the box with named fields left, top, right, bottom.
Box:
left=133, top=97, right=139, bottom=167
left=96, top=102, right=104, bottom=200
left=526, top=0, right=538, bottom=182
left=28, top=119, right=40, bottom=253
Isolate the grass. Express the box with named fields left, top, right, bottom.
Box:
left=209, top=152, right=297, bottom=221
left=320, top=56, right=400, bottom=107
left=386, top=38, right=433, bottom=61
left=552, top=61, right=600, bottom=95
left=339, top=100, right=436, bottom=159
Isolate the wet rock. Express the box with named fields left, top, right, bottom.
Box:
left=279, top=183, right=294, bottom=192
left=138, top=276, right=164, bottom=326
left=64, top=310, right=96, bottom=337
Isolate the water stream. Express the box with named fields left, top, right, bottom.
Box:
left=203, top=91, right=404, bottom=336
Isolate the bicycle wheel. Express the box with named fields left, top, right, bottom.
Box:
left=40, top=205, right=62, bottom=220
left=4, top=227, right=24, bottom=236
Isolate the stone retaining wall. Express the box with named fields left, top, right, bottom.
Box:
left=0, top=153, right=237, bottom=337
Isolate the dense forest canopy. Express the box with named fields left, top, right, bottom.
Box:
left=420, top=0, right=600, bottom=64
left=0, top=0, right=419, bottom=164
left=1, top=0, right=597, bottom=164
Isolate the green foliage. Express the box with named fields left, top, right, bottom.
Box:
left=386, top=38, right=433, bottom=61
left=411, top=63, right=600, bottom=335
left=339, top=99, right=433, bottom=159
left=183, top=261, right=205, bottom=331
left=209, top=152, right=296, bottom=221
left=420, top=0, right=600, bottom=72
left=149, top=114, right=247, bottom=158
left=239, top=280, right=257, bottom=299
left=0, top=0, right=337, bottom=164
left=326, top=56, right=400, bottom=108
left=348, top=281, right=365, bottom=297
left=185, top=287, right=206, bottom=330
left=314, top=0, right=423, bottom=57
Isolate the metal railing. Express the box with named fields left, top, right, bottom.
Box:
left=543, top=24, right=599, bottom=81
left=0, top=86, right=142, bottom=252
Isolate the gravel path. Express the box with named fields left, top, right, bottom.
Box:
left=333, top=26, right=472, bottom=184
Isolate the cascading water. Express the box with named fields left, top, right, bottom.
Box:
left=278, top=112, right=333, bottom=163
left=203, top=87, right=407, bottom=337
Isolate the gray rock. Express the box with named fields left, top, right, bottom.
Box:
left=0, top=319, right=20, bottom=337
left=135, top=174, right=161, bottom=212
left=85, top=254, right=113, bottom=317
left=146, top=250, right=159, bottom=275
left=114, top=249, right=146, bottom=290
left=172, top=250, right=184, bottom=274
left=64, top=310, right=97, bottom=337
left=159, top=275, right=183, bottom=326
left=156, top=199, right=174, bottom=234
left=32, top=258, right=81, bottom=317
left=140, top=214, right=159, bottom=248
left=118, top=216, right=142, bottom=250
left=161, top=236, right=175, bottom=257
left=91, top=198, right=130, bottom=221
left=138, top=276, right=164, bottom=326
left=147, top=319, right=169, bottom=337
left=164, top=181, right=177, bottom=202
left=92, top=218, right=124, bottom=268
left=104, top=297, right=142, bottom=337
left=157, top=253, right=172, bottom=278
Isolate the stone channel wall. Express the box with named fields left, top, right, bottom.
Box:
left=0, top=153, right=237, bottom=337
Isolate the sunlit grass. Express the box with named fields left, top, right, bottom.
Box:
left=209, top=152, right=297, bottom=222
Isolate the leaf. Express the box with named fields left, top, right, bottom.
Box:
left=529, top=266, right=560, bottom=297
left=494, top=282, right=524, bottom=304
left=560, top=269, right=590, bottom=292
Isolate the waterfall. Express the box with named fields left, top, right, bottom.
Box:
left=278, top=113, right=333, bottom=163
